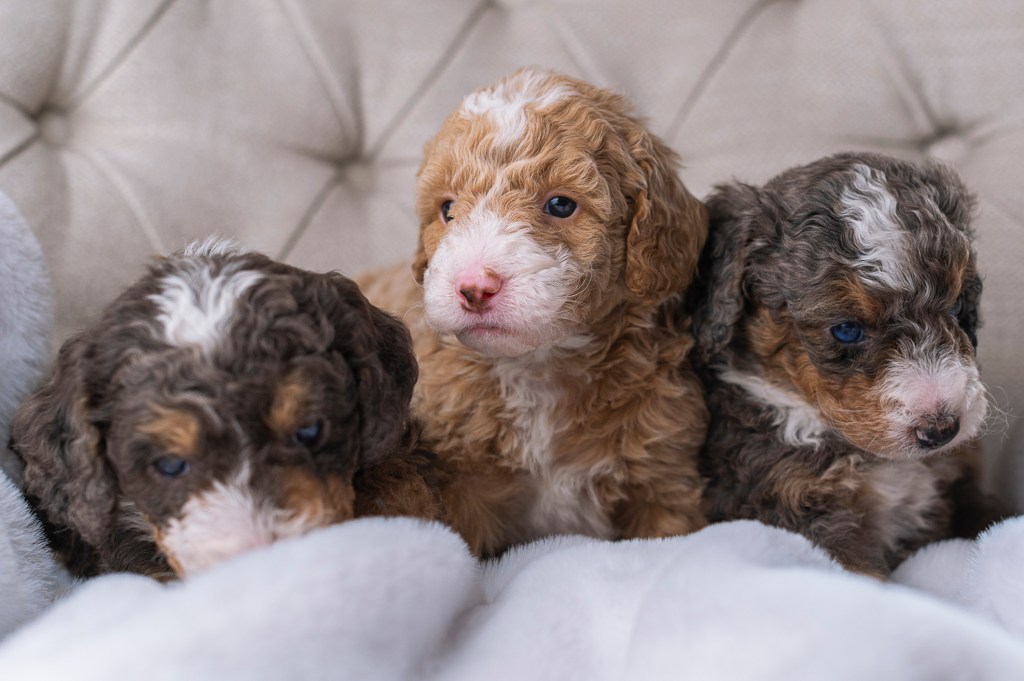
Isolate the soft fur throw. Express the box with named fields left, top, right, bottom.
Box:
left=0, top=190, right=52, bottom=455
left=2, top=515, right=1024, bottom=679
left=0, top=471, right=68, bottom=640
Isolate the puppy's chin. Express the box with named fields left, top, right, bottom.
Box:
left=852, top=434, right=966, bottom=461
left=453, top=325, right=552, bottom=358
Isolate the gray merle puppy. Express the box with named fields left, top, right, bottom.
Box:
left=691, top=152, right=1005, bottom=577
left=11, top=240, right=435, bottom=579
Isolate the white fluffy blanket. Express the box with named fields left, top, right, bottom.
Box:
left=3, top=499, right=1024, bottom=680
left=0, top=472, right=69, bottom=640
left=0, top=188, right=52, bottom=486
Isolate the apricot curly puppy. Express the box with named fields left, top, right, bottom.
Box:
left=361, top=68, right=709, bottom=555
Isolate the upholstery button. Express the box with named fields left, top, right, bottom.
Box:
left=924, top=129, right=970, bottom=164
left=38, top=108, right=72, bottom=147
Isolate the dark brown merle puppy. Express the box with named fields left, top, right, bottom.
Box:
left=11, top=239, right=440, bottom=580
left=691, top=152, right=1006, bottom=577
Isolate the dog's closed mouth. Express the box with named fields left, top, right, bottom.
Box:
left=462, top=324, right=508, bottom=334
left=457, top=324, right=516, bottom=342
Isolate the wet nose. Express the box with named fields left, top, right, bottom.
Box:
left=456, top=269, right=503, bottom=312
left=915, top=414, right=960, bottom=449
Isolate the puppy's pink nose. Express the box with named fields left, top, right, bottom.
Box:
left=457, top=270, right=502, bottom=312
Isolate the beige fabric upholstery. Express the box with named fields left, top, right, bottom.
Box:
left=1, top=0, right=1022, bottom=501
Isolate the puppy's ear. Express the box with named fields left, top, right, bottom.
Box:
left=412, top=243, right=428, bottom=285
left=692, top=182, right=771, bottom=364
left=326, top=274, right=419, bottom=464
left=412, top=135, right=443, bottom=286
left=11, top=333, right=118, bottom=549
left=623, top=128, right=708, bottom=303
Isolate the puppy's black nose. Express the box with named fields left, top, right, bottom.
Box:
left=915, top=416, right=960, bottom=449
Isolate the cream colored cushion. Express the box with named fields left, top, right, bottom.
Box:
left=1, top=0, right=1022, bottom=500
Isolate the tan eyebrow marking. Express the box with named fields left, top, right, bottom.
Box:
left=140, top=405, right=200, bottom=457
left=280, top=469, right=355, bottom=524
left=269, top=373, right=311, bottom=437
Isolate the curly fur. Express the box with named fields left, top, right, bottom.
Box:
left=11, top=241, right=427, bottom=579
left=691, top=152, right=1007, bottom=576
left=361, top=68, right=709, bottom=556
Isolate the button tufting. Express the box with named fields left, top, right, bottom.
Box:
left=37, top=108, right=72, bottom=147
left=923, top=128, right=971, bottom=164
left=491, top=0, right=536, bottom=8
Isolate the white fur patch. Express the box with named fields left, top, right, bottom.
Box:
left=839, top=165, right=910, bottom=290
left=150, top=263, right=263, bottom=357
left=491, top=357, right=614, bottom=539
left=881, top=345, right=988, bottom=453
left=159, top=465, right=314, bottom=576
left=720, top=368, right=828, bottom=448
left=460, top=69, right=575, bottom=149
left=865, top=461, right=942, bottom=553
left=422, top=201, right=581, bottom=357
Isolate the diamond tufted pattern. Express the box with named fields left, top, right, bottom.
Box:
left=1, top=0, right=1023, bottom=501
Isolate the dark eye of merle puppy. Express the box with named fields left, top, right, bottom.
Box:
left=830, top=321, right=865, bottom=344
left=952, top=297, right=978, bottom=350
left=544, top=196, right=577, bottom=219
left=293, top=420, right=324, bottom=447
left=153, top=455, right=190, bottom=479
left=950, top=297, right=964, bottom=318
left=440, top=200, right=454, bottom=223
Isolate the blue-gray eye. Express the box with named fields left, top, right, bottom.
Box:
left=153, top=456, right=189, bottom=478
left=294, top=420, right=323, bottom=447
left=830, top=321, right=865, bottom=344
left=544, top=196, right=577, bottom=218
left=440, top=200, right=454, bottom=223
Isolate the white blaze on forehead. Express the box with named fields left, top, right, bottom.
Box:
left=881, top=345, right=988, bottom=450
left=460, top=69, right=576, bottom=149
left=839, top=164, right=910, bottom=289
left=158, top=464, right=317, bottom=577
left=150, top=263, right=263, bottom=356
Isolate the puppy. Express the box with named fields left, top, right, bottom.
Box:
left=11, top=239, right=426, bottom=579
left=360, top=67, right=709, bottom=555
left=692, top=152, right=1004, bottom=576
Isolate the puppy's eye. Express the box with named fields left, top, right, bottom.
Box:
left=544, top=196, right=577, bottom=219
left=440, top=200, right=455, bottom=223
left=293, top=420, right=324, bottom=447
left=153, top=456, right=190, bottom=479
left=830, top=321, right=865, bottom=344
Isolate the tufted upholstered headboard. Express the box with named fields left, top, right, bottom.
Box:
left=1, top=0, right=1022, bottom=503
